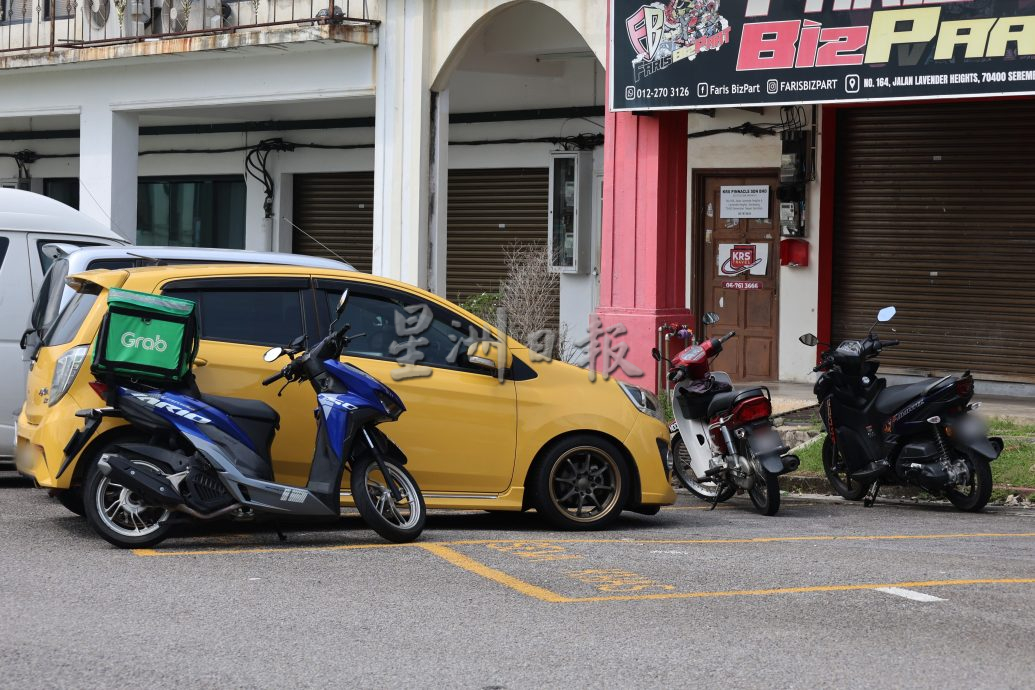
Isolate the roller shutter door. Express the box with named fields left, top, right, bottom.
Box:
left=447, top=168, right=559, bottom=330
left=292, top=172, right=373, bottom=273
left=833, top=100, right=1035, bottom=383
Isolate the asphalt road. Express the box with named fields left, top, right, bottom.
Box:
left=2, top=473, right=1033, bottom=689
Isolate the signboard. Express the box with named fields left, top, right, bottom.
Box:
left=718, top=242, right=769, bottom=276
left=611, top=0, right=1035, bottom=111
left=720, top=185, right=769, bottom=218
left=722, top=280, right=762, bottom=290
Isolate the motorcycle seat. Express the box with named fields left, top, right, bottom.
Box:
left=707, top=387, right=766, bottom=418
left=200, top=394, right=280, bottom=426
left=874, top=376, right=953, bottom=416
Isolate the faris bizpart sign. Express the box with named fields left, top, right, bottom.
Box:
left=611, top=0, right=1035, bottom=111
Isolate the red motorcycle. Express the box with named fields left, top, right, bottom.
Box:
left=653, top=313, right=799, bottom=515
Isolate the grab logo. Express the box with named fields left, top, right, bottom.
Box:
left=121, top=331, right=167, bottom=352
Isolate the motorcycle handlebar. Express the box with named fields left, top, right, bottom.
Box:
left=668, top=367, right=686, bottom=383
left=720, top=330, right=736, bottom=343
left=882, top=339, right=901, bottom=347
left=261, top=370, right=285, bottom=386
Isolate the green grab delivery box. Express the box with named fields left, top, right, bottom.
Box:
left=92, top=288, right=199, bottom=383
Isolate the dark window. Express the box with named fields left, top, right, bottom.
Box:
left=43, top=178, right=79, bottom=209
left=0, top=237, right=8, bottom=269
left=319, top=284, right=486, bottom=373
left=44, top=291, right=98, bottom=347
left=138, top=176, right=246, bottom=249
left=86, top=258, right=136, bottom=271
left=43, top=0, right=75, bottom=19
left=36, top=239, right=104, bottom=273
left=165, top=288, right=306, bottom=348
left=31, top=259, right=70, bottom=336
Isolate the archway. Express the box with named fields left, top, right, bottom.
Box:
left=432, top=1, right=605, bottom=353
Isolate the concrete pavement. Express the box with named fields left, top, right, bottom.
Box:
left=2, top=473, right=1033, bottom=688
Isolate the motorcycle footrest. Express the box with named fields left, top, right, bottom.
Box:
left=850, top=459, right=890, bottom=484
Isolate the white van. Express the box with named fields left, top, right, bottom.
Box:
left=1, top=190, right=126, bottom=460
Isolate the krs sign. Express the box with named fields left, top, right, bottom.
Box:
left=611, top=0, right=1035, bottom=110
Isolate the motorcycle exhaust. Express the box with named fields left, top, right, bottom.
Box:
left=97, top=455, right=184, bottom=507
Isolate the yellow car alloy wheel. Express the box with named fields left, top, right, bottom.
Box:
left=538, top=435, right=630, bottom=529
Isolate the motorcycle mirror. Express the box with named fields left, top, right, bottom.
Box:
left=651, top=347, right=662, bottom=362
left=799, top=333, right=819, bottom=347
left=336, top=289, right=350, bottom=315
left=702, top=312, right=720, bottom=325
left=263, top=346, right=283, bottom=362
left=877, top=306, right=896, bottom=322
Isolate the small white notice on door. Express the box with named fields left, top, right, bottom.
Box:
left=719, top=185, right=769, bottom=219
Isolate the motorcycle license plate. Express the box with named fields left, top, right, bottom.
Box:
left=668, top=421, right=679, bottom=433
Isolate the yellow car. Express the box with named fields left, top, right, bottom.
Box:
left=16, top=264, right=674, bottom=530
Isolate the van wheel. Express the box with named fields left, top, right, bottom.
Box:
left=52, top=487, right=85, bottom=517
left=533, top=435, right=630, bottom=531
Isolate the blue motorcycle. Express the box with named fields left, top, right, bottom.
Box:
left=81, top=290, right=426, bottom=548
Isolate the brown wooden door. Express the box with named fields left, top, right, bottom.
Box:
left=697, top=173, right=780, bottom=381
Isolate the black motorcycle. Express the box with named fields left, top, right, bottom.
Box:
left=799, top=306, right=1003, bottom=511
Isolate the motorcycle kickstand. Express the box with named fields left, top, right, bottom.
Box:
left=271, top=521, right=288, bottom=542
left=863, top=480, right=882, bottom=508
left=709, top=483, right=726, bottom=511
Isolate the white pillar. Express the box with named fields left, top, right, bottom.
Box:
left=78, top=107, right=138, bottom=241
left=428, top=88, right=449, bottom=296
left=273, top=172, right=295, bottom=253
left=373, top=0, right=431, bottom=287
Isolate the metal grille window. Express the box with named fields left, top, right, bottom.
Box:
left=0, top=0, right=32, bottom=23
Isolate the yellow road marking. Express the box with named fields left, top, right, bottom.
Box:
left=131, top=531, right=1035, bottom=557
left=419, top=543, right=568, bottom=603
left=562, top=578, right=1035, bottom=603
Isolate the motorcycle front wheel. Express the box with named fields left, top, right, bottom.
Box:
left=822, top=436, right=871, bottom=501
left=351, top=456, right=426, bottom=543
left=748, top=469, right=781, bottom=516
left=671, top=434, right=736, bottom=503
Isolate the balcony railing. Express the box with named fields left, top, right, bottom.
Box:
left=0, top=0, right=374, bottom=55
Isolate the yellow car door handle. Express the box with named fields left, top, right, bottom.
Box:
left=194, top=357, right=208, bottom=368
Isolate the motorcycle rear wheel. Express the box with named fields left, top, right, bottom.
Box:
left=82, top=453, right=173, bottom=549
left=351, top=456, right=426, bottom=543
left=946, top=455, right=992, bottom=512
left=671, top=434, right=736, bottom=503
left=822, top=436, right=871, bottom=501
left=748, top=470, right=781, bottom=516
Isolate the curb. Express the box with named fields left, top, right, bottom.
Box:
left=779, top=474, right=1035, bottom=506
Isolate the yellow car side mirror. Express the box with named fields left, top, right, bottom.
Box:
left=467, top=341, right=512, bottom=372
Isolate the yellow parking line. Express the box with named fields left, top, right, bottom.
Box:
left=131, top=531, right=1035, bottom=557
left=563, top=578, right=1035, bottom=603
left=419, top=543, right=568, bottom=603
